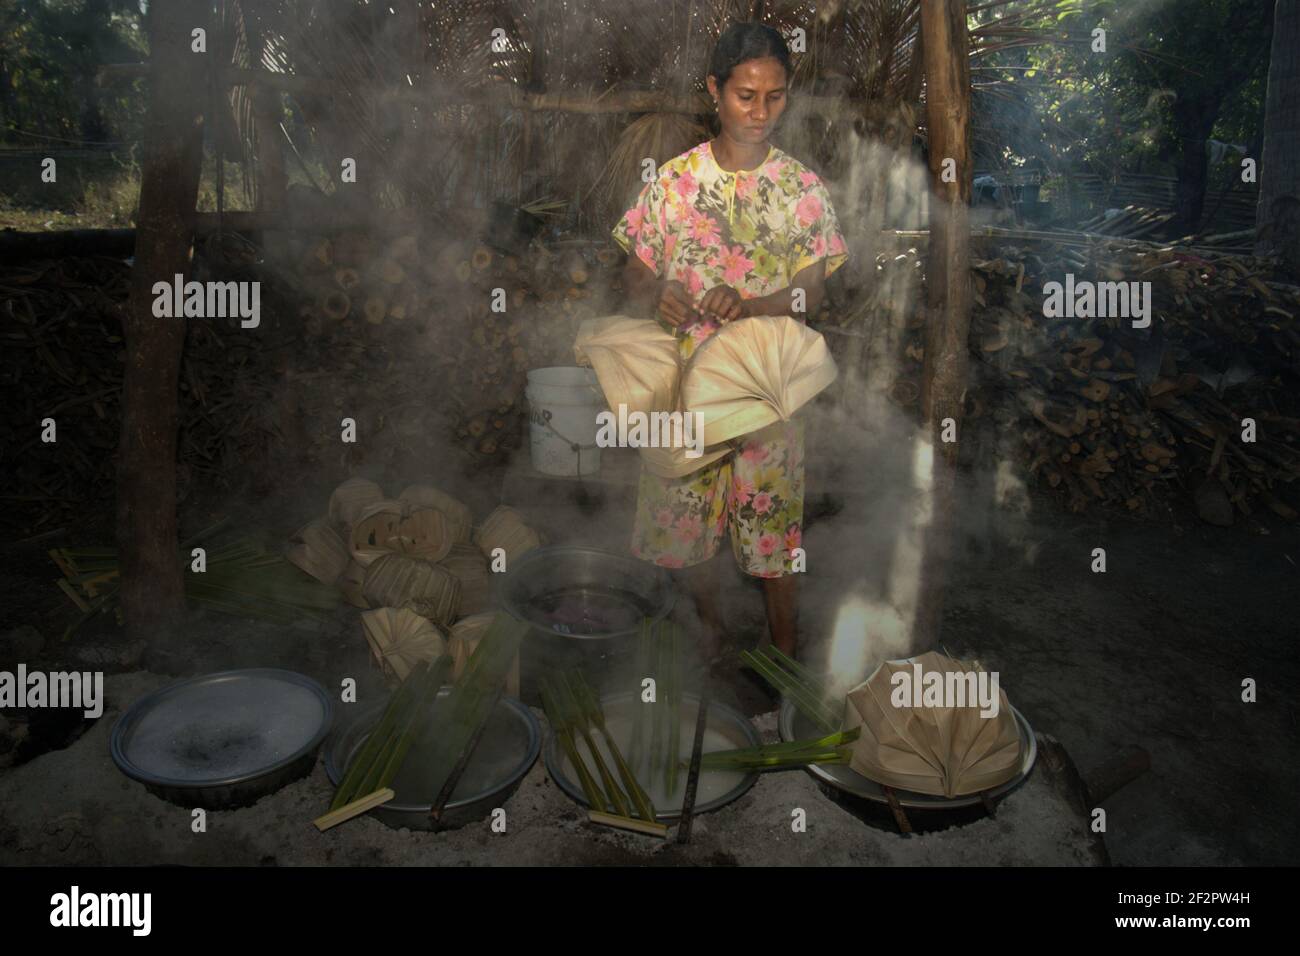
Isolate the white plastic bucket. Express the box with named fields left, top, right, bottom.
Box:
left=525, top=366, right=604, bottom=476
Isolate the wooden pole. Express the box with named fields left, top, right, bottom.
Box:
left=98, top=63, right=884, bottom=122
left=913, top=0, right=972, bottom=653
left=1256, top=0, right=1300, bottom=270
left=116, top=0, right=208, bottom=658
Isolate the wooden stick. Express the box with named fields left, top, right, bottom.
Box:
left=676, top=686, right=710, bottom=845
left=56, top=578, right=91, bottom=613
left=429, top=687, right=501, bottom=822
left=588, top=811, right=670, bottom=838
left=313, top=788, right=395, bottom=832
left=882, top=786, right=914, bottom=835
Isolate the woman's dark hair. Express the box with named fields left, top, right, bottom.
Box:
left=708, top=21, right=791, bottom=89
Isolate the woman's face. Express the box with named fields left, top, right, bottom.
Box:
left=707, top=56, right=788, bottom=145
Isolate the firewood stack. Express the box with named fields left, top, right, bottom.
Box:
left=437, top=239, right=615, bottom=463
left=860, top=234, right=1300, bottom=520
left=2, top=255, right=291, bottom=538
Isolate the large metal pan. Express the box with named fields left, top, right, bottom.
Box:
left=110, top=668, right=333, bottom=810
left=324, top=688, right=540, bottom=831
left=544, top=690, right=760, bottom=821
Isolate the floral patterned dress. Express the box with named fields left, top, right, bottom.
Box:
left=612, top=140, right=847, bottom=577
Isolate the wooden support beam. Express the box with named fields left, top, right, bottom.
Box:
left=912, top=0, right=973, bottom=654
left=116, top=0, right=209, bottom=657
left=98, top=62, right=879, bottom=121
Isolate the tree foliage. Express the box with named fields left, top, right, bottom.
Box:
left=0, top=0, right=147, bottom=146
left=975, top=0, right=1272, bottom=181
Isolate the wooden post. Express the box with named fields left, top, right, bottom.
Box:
left=1257, top=0, right=1300, bottom=269
left=912, top=0, right=972, bottom=652
left=116, top=0, right=208, bottom=657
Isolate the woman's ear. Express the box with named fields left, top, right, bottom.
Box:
left=706, top=75, right=719, bottom=102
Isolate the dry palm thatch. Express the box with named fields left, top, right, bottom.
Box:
left=218, top=0, right=1076, bottom=229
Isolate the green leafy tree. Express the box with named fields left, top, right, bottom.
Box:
left=0, top=0, right=146, bottom=146
left=977, top=0, right=1273, bottom=231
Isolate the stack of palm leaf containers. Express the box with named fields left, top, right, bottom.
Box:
left=285, top=478, right=545, bottom=685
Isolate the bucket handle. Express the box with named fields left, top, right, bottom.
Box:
left=539, top=408, right=600, bottom=478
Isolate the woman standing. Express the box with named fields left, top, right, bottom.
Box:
left=612, top=22, right=848, bottom=661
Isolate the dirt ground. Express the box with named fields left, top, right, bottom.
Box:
left=1, top=445, right=1297, bottom=867
left=0, top=670, right=1100, bottom=866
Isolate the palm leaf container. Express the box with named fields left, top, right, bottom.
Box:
left=329, top=477, right=385, bottom=527
left=360, top=606, right=447, bottom=683
left=437, top=543, right=492, bottom=615
left=472, top=506, right=541, bottom=564
left=398, top=484, right=473, bottom=544
left=338, top=559, right=371, bottom=609
left=393, top=507, right=453, bottom=564
left=348, top=499, right=406, bottom=567
left=283, top=516, right=350, bottom=586
left=362, top=553, right=461, bottom=625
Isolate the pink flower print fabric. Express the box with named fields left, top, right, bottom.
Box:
left=612, top=141, right=847, bottom=305
left=629, top=418, right=805, bottom=578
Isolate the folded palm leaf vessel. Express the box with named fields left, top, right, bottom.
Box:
left=842, top=651, right=1023, bottom=798
left=574, top=315, right=837, bottom=477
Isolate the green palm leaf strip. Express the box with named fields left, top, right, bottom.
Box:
left=696, top=728, right=861, bottom=772
left=572, top=671, right=656, bottom=822
left=740, top=646, right=840, bottom=733
left=330, top=658, right=428, bottom=809
left=557, top=671, right=630, bottom=817
left=419, top=614, right=529, bottom=804
left=541, top=676, right=605, bottom=811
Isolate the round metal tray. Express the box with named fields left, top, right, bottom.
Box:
left=324, top=688, right=540, bottom=831
left=543, top=690, right=761, bottom=822
left=779, top=698, right=1037, bottom=810
left=110, top=668, right=333, bottom=810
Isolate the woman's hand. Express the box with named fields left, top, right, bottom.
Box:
left=656, top=280, right=698, bottom=327
left=698, top=285, right=744, bottom=323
